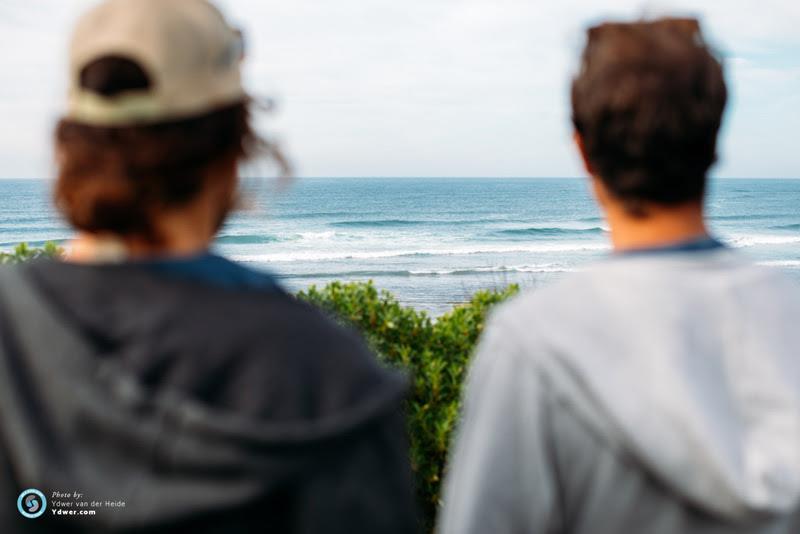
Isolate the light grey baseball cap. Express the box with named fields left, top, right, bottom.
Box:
left=66, top=0, right=245, bottom=126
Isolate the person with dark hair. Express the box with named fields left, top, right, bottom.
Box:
left=0, top=0, right=418, bottom=532
left=439, top=18, right=800, bottom=534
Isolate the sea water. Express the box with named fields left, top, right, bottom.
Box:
left=1, top=177, right=798, bottom=315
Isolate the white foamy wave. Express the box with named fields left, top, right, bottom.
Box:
left=296, top=231, right=337, bottom=241
left=408, top=264, right=578, bottom=276
left=727, top=235, right=800, bottom=248
left=758, top=260, right=800, bottom=268
left=407, top=269, right=459, bottom=275
left=231, top=242, right=610, bottom=264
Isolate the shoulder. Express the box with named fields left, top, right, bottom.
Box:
left=173, top=285, right=404, bottom=417
left=484, top=264, right=608, bottom=341
left=489, top=247, right=800, bottom=332
left=470, top=260, right=644, bottom=400
left=201, top=290, right=408, bottom=421
left=23, top=260, right=405, bottom=421
left=479, top=248, right=800, bottom=379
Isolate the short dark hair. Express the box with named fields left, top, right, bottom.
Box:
left=571, top=18, right=727, bottom=215
left=54, top=56, right=285, bottom=243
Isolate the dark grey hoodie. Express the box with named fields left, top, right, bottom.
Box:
left=0, top=260, right=418, bottom=533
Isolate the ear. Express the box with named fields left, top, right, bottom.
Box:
left=588, top=171, right=611, bottom=210
left=574, top=131, right=610, bottom=208
left=573, top=131, right=594, bottom=176
left=202, top=155, right=239, bottom=233
left=207, top=155, right=238, bottom=192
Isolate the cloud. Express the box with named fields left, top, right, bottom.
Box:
left=0, top=0, right=798, bottom=178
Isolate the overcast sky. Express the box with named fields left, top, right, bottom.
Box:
left=0, top=0, right=798, bottom=178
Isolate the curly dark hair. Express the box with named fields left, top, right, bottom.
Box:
left=54, top=56, right=287, bottom=242
left=571, top=18, right=727, bottom=215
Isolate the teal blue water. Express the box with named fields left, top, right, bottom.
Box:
left=1, top=178, right=798, bottom=314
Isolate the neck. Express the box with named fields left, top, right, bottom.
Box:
left=67, top=206, right=217, bottom=263
left=65, top=164, right=235, bottom=263
left=604, top=201, right=708, bottom=252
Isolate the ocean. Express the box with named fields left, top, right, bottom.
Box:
left=1, top=177, right=798, bottom=315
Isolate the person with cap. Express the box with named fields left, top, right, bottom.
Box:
left=0, top=0, right=418, bottom=532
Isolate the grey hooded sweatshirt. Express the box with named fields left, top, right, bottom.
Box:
left=439, top=247, right=800, bottom=534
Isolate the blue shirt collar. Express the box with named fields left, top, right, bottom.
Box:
left=136, top=251, right=281, bottom=292
left=617, top=235, right=725, bottom=256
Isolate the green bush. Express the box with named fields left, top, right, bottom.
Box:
left=0, top=242, right=64, bottom=264
left=299, top=281, right=518, bottom=529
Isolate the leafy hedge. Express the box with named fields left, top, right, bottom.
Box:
left=299, top=281, right=518, bottom=529
left=0, top=242, right=63, bottom=264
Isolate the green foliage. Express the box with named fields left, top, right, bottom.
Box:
left=0, top=242, right=64, bottom=264
left=299, top=281, right=518, bottom=529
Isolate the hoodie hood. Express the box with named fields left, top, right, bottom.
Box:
left=515, top=248, right=800, bottom=521
left=0, top=263, right=408, bottom=530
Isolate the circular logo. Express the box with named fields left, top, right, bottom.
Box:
left=17, top=489, right=46, bottom=519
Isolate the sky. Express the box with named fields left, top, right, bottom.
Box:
left=0, top=0, right=798, bottom=179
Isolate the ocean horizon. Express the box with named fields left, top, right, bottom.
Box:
left=1, top=177, right=798, bottom=315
